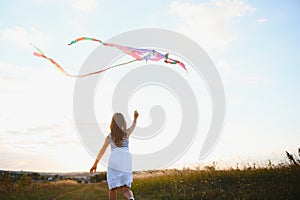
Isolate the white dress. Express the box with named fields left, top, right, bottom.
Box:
left=107, top=133, right=133, bottom=189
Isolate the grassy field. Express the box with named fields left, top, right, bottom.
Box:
left=1, top=165, right=299, bottom=200
left=0, top=180, right=108, bottom=200
left=132, top=166, right=300, bottom=199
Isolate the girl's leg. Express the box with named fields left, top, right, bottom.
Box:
left=121, top=185, right=134, bottom=200
left=109, top=188, right=117, bottom=200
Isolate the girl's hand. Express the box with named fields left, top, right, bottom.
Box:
left=134, top=110, right=139, bottom=119
left=90, top=165, right=97, bottom=174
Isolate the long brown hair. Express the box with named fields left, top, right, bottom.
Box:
left=110, top=113, right=127, bottom=147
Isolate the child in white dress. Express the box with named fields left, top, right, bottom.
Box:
left=90, top=111, right=139, bottom=200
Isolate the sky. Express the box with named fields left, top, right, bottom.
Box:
left=0, top=0, right=300, bottom=172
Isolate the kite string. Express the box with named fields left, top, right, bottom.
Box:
left=74, top=58, right=139, bottom=78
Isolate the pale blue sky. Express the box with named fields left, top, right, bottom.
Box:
left=0, top=0, right=299, bottom=172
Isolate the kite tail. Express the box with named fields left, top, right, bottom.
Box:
left=164, top=53, right=187, bottom=71
left=32, top=44, right=74, bottom=77
left=32, top=44, right=139, bottom=78
left=68, top=37, right=102, bottom=46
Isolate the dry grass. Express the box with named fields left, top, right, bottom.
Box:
left=1, top=163, right=299, bottom=199
left=132, top=165, right=300, bottom=199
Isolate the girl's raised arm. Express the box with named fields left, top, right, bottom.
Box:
left=126, top=111, right=139, bottom=137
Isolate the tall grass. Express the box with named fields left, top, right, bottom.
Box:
left=132, top=165, right=300, bottom=199
left=1, top=160, right=299, bottom=199
left=0, top=180, right=80, bottom=200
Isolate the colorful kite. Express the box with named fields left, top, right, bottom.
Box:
left=32, top=37, right=186, bottom=78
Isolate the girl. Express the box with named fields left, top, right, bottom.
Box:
left=90, top=111, right=139, bottom=200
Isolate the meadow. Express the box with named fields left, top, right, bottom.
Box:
left=1, top=164, right=299, bottom=200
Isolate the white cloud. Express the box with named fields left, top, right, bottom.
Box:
left=243, top=76, right=268, bottom=86
left=257, top=18, right=268, bottom=23
left=0, top=60, right=75, bottom=129
left=1, top=26, right=49, bottom=48
left=31, top=0, right=97, bottom=12
left=216, top=59, right=231, bottom=76
left=0, top=60, right=81, bottom=171
left=232, top=73, right=272, bottom=87
left=71, top=0, right=97, bottom=12
left=169, top=0, right=255, bottom=51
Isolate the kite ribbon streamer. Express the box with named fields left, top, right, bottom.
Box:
left=164, top=53, right=186, bottom=70
left=32, top=37, right=186, bottom=78
left=32, top=44, right=139, bottom=78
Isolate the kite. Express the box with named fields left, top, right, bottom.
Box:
left=32, top=37, right=186, bottom=78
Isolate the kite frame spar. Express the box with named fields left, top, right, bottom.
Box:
left=32, top=37, right=187, bottom=78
